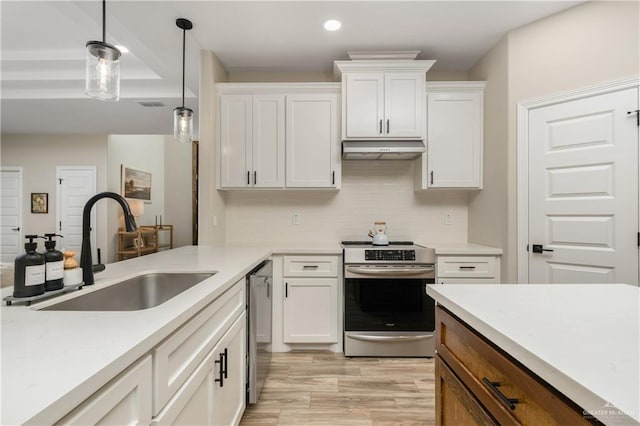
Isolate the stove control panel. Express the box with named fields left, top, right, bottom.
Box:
left=365, top=250, right=416, bottom=261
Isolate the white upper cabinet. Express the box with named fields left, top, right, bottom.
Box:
left=286, top=93, right=340, bottom=188
left=218, top=93, right=285, bottom=189
left=415, top=82, right=485, bottom=190
left=335, top=59, right=434, bottom=141
left=217, top=84, right=341, bottom=190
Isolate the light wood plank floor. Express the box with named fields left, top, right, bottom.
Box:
left=240, top=352, right=435, bottom=426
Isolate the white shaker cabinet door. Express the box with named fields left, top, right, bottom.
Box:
left=385, top=72, right=424, bottom=138
left=285, top=94, right=340, bottom=188
left=211, top=314, right=247, bottom=426
left=283, top=278, right=338, bottom=344
left=252, top=94, right=285, bottom=188
left=219, top=94, right=252, bottom=188
left=344, top=72, right=384, bottom=138
left=427, top=91, right=483, bottom=188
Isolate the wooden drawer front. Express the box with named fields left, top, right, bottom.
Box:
left=437, top=256, right=497, bottom=278
left=438, top=278, right=499, bottom=285
left=283, top=256, right=338, bottom=277
left=57, top=355, right=152, bottom=425
left=436, top=355, right=497, bottom=426
left=436, top=306, right=589, bottom=426
left=152, top=280, right=245, bottom=415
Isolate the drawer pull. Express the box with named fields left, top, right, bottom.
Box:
left=459, top=266, right=476, bottom=270
left=482, top=377, right=519, bottom=410
left=302, top=265, right=319, bottom=270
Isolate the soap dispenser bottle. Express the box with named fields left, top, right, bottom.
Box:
left=13, top=235, right=46, bottom=298
left=43, top=233, right=64, bottom=291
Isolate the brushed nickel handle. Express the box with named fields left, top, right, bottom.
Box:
left=350, top=334, right=433, bottom=342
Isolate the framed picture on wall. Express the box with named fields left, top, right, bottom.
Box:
left=31, top=193, right=48, bottom=214
left=121, top=165, right=152, bottom=202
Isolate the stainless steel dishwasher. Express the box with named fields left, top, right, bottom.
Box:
left=247, top=260, right=272, bottom=404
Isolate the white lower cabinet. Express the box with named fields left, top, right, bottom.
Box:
left=56, top=355, right=152, bottom=425
left=153, top=314, right=246, bottom=426
left=283, top=278, right=338, bottom=343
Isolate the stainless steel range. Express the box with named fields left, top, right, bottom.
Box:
left=342, top=241, right=436, bottom=357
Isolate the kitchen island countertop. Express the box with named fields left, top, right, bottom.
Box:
left=427, top=283, right=640, bottom=425
left=0, top=243, right=338, bottom=425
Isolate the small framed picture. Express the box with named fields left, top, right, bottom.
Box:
left=31, top=193, right=48, bottom=214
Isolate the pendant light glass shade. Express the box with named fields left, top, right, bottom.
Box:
left=85, top=41, right=121, bottom=101
left=174, top=18, right=194, bottom=143
left=174, top=107, right=194, bottom=144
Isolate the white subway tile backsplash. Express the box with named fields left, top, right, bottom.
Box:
left=225, top=161, right=468, bottom=243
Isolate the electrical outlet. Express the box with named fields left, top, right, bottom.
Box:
left=292, top=213, right=300, bottom=225
left=445, top=212, right=452, bottom=225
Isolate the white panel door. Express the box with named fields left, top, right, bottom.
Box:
left=252, top=94, right=285, bottom=188
left=344, top=72, right=384, bottom=138
left=56, top=167, right=96, bottom=257
left=427, top=91, right=482, bottom=188
left=286, top=94, right=339, bottom=188
left=219, top=95, right=252, bottom=188
left=283, top=278, right=338, bottom=343
left=385, top=72, right=424, bottom=138
left=0, top=168, right=22, bottom=263
left=528, top=88, right=638, bottom=284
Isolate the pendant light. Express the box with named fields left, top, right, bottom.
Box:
left=174, top=18, right=194, bottom=144
left=85, top=0, right=121, bottom=101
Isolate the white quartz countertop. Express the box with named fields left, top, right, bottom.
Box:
left=427, top=284, right=640, bottom=425
left=1, top=244, right=288, bottom=425
left=419, top=241, right=503, bottom=255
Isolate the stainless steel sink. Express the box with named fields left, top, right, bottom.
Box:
left=41, top=272, right=215, bottom=311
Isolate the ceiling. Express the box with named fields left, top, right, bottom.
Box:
left=1, top=1, right=582, bottom=135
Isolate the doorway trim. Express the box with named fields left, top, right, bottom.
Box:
left=0, top=166, right=24, bottom=262
left=516, top=76, right=640, bottom=283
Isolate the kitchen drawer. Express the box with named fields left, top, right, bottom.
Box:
left=437, top=256, right=497, bottom=278
left=56, top=355, right=152, bottom=425
left=152, top=279, right=245, bottom=415
left=438, top=278, right=499, bottom=285
left=436, top=306, right=590, bottom=425
left=283, top=255, right=338, bottom=277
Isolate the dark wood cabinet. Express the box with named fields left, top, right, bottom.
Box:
left=435, top=306, right=592, bottom=426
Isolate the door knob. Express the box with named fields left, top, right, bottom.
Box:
left=11, top=227, right=20, bottom=231
left=532, top=244, right=554, bottom=253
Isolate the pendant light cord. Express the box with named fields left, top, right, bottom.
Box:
left=181, top=27, right=186, bottom=108
left=102, top=0, right=106, bottom=43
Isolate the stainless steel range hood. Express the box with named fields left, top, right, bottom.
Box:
left=342, top=141, right=426, bottom=160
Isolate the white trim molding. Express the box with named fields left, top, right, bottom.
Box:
left=426, top=81, right=486, bottom=93
left=216, top=82, right=340, bottom=95
left=516, top=76, right=640, bottom=284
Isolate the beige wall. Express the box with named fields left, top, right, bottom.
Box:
left=468, top=0, right=640, bottom=282
left=225, top=161, right=468, bottom=244
left=107, top=135, right=166, bottom=263
left=163, top=135, right=193, bottom=249
left=1, top=134, right=109, bottom=257
left=198, top=50, right=228, bottom=245
left=468, top=37, right=509, bottom=281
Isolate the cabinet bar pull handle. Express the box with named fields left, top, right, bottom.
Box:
left=332, top=171, right=335, bottom=185
left=302, top=265, right=319, bottom=269
left=386, top=119, right=389, bottom=134
left=379, top=119, right=383, bottom=134
left=247, top=171, right=250, bottom=185
left=223, top=347, right=228, bottom=379
left=285, top=282, right=288, bottom=298
left=214, top=352, right=225, bottom=387
left=430, top=171, right=434, bottom=185
left=459, top=266, right=476, bottom=270
left=254, top=171, right=257, bottom=185
left=482, top=377, right=519, bottom=410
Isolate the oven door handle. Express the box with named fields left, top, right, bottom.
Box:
left=346, top=266, right=435, bottom=276
left=349, top=334, right=433, bottom=342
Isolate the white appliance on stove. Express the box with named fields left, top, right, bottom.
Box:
left=341, top=241, right=436, bottom=357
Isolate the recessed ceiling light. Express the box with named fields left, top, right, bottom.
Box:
left=115, top=45, right=129, bottom=53
left=323, top=19, right=341, bottom=31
